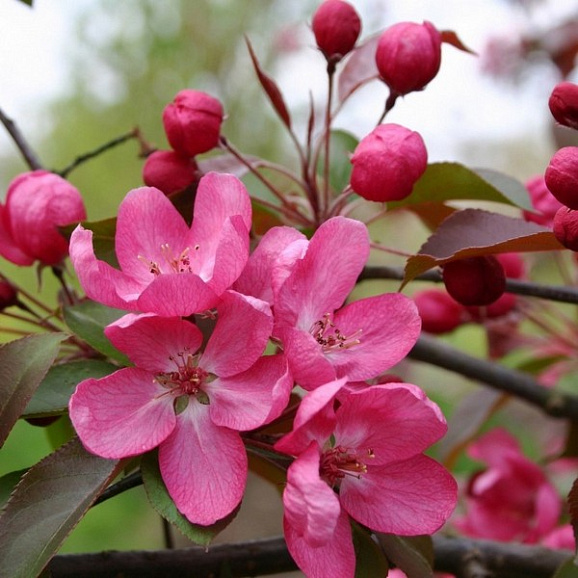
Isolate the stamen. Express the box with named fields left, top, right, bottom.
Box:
left=320, top=445, right=374, bottom=486
left=138, top=244, right=198, bottom=277
left=310, top=313, right=362, bottom=352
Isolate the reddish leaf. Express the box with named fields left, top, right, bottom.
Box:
left=338, top=35, right=380, bottom=104
left=252, top=200, right=284, bottom=236
left=198, top=153, right=261, bottom=178
left=403, top=209, right=563, bottom=285
left=0, top=438, right=124, bottom=577
left=377, top=534, right=434, bottom=578
left=406, top=202, right=456, bottom=231
left=245, top=37, right=291, bottom=129
left=440, top=30, right=477, bottom=55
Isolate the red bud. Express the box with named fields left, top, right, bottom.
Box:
left=553, top=206, right=578, bottom=251
left=312, top=0, right=361, bottom=62
left=544, top=147, right=578, bottom=210
left=549, top=81, right=578, bottom=131
left=414, top=289, right=464, bottom=334
left=143, top=150, right=198, bottom=195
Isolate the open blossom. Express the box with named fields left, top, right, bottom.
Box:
left=69, top=172, right=251, bottom=317
left=454, top=428, right=563, bottom=544
left=70, top=290, right=292, bottom=525
left=275, top=379, right=457, bottom=578
left=271, top=217, right=421, bottom=389
left=0, top=170, right=86, bottom=266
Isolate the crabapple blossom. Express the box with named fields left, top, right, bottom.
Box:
left=454, top=428, right=563, bottom=544
left=271, top=217, right=422, bottom=389
left=349, top=124, right=427, bottom=202
left=274, top=379, right=457, bottom=578
left=69, top=172, right=251, bottom=316
left=549, top=81, right=578, bottom=131
left=544, top=147, right=578, bottom=210
left=142, top=150, right=198, bottom=195
left=522, top=175, right=563, bottom=227
left=70, top=291, right=292, bottom=526
left=311, top=0, right=361, bottom=63
left=0, top=170, right=86, bottom=266
left=375, top=21, right=442, bottom=96
left=162, top=89, right=224, bottom=157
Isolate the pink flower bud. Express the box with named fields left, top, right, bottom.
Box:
left=443, top=256, right=506, bottom=307
left=375, top=21, right=442, bottom=95
left=312, top=0, right=361, bottom=62
left=497, top=252, right=525, bottom=280
left=544, top=147, right=578, bottom=210
left=553, top=206, right=578, bottom=251
left=522, top=175, right=563, bottom=226
left=350, top=123, right=427, bottom=202
left=162, top=90, right=224, bottom=157
left=414, top=289, right=463, bottom=334
left=142, top=150, right=199, bottom=195
left=466, top=293, right=517, bottom=321
left=0, top=170, right=86, bottom=266
left=549, top=82, right=578, bottom=131
left=0, top=281, right=18, bottom=310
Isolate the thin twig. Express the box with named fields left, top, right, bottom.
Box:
left=92, top=471, right=143, bottom=506
left=0, top=107, right=43, bottom=170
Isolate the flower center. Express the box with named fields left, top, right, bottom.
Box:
left=319, top=445, right=375, bottom=486
left=310, top=313, right=362, bottom=352
left=139, top=243, right=200, bottom=276
left=155, top=350, right=213, bottom=409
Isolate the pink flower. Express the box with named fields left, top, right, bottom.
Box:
left=163, top=90, right=224, bottom=157
left=272, top=217, right=421, bottom=389
left=142, top=150, right=198, bottom=195
left=454, top=428, right=562, bottom=544
left=70, top=290, right=292, bottom=525
left=0, top=170, right=86, bottom=266
left=350, top=124, right=428, bottom=202
left=275, top=380, right=457, bottom=577
left=375, top=21, right=442, bottom=96
left=312, top=0, right=362, bottom=63
left=69, top=172, right=251, bottom=316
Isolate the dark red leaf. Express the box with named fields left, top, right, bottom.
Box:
left=337, top=35, right=380, bottom=104
left=440, top=30, right=477, bottom=55
left=245, top=37, right=292, bottom=129
left=569, top=477, right=578, bottom=560
left=403, top=209, right=563, bottom=285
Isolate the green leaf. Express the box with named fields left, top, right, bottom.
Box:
left=0, top=438, right=124, bottom=578
left=63, top=300, right=130, bottom=365
left=0, top=469, right=27, bottom=510
left=552, top=558, right=578, bottom=578
left=141, top=449, right=238, bottom=546
left=17, top=0, right=33, bottom=5
left=0, top=333, right=66, bottom=447
left=352, top=523, right=389, bottom=578
left=403, top=209, right=562, bottom=286
left=378, top=534, right=434, bottom=578
left=318, top=130, right=358, bottom=194
left=252, top=200, right=284, bottom=236
left=392, top=162, right=534, bottom=211
left=24, top=359, right=118, bottom=417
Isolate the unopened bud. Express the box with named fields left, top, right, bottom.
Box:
left=442, top=256, right=506, bottom=307
left=414, top=289, right=463, bottom=334
left=162, top=90, right=224, bottom=157
left=350, top=123, right=427, bottom=202
left=544, top=147, right=578, bottom=210
left=312, top=0, right=361, bottom=63
left=549, top=81, right=578, bottom=131
left=0, top=281, right=18, bottom=310
left=553, top=206, right=578, bottom=251
left=375, top=21, right=442, bottom=95
left=143, top=150, right=198, bottom=195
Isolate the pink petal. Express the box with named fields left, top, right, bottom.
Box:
left=202, top=290, right=272, bottom=377
left=284, top=505, right=355, bottom=578
left=136, top=272, right=220, bottom=316
left=467, top=428, right=522, bottom=468
left=115, top=186, right=190, bottom=282
left=69, top=226, right=145, bottom=310
left=206, top=354, right=292, bottom=431
left=283, top=443, right=341, bottom=548
left=233, top=226, right=306, bottom=303
left=69, top=368, right=176, bottom=459
left=329, top=293, right=421, bottom=381
left=105, top=314, right=203, bottom=372
left=335, top=384, right=447, bottom=465
left=274, top=378, right=346, bottom=456
left=276, top=326, right=336, bottom=390
left=159, top=401, right=247, bottom=526
left=275, top=217, right=369, bottom=329
left=206, top=215, right=251, bottom=294
left=340, top=454, right=457, bottom=535
left=189, top=172, right=252, bottom=251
